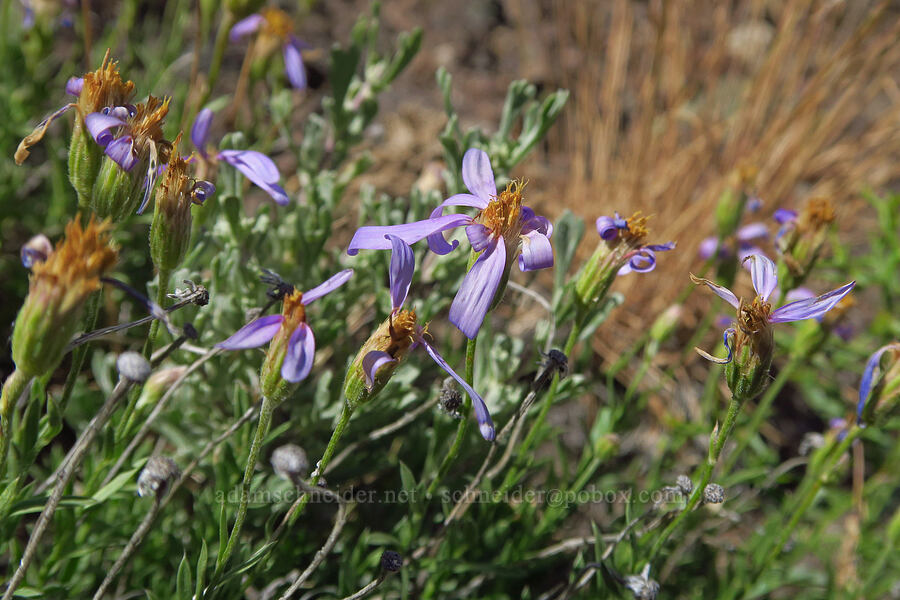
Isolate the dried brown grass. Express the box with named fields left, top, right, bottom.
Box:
left=534, top=0, right=900, bottom=370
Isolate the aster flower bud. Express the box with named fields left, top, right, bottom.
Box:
left=271, top=443, right=308, bottom=482
left=703, top=483, right=726, bottom=504
left=89, top=96, right=172, bottom=221
left=715, top=164, right=758, bottom=237
left=649, top=304, right=682, bottom=344
left=137, top=456, right=180, bottom=499
left=856, top=343, right=900, bottom=426
left=150, top=137, right=213, bottom=272
left=135, top=367, right=187, bottom=411
left=12, top=217, right=118, bottom=378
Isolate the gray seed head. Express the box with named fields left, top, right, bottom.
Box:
left=380, top=550, right=403, bottom=573
left=438, top=377, right=463, bottom=418
left=271, top=444, right=308, bottom=482
left=137, top=456, right=180, bottom=498
left=624, top=564, right=659, bottom=600
left=703, top=483, right=726, bottom=504
left=676, top=474, right=693, bottom=495
left=117, top=351, right=151, bottom=383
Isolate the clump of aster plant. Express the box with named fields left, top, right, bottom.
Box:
left=349, top=148, right=553, bottom=339
left=230, top=7, right=308, bottom=89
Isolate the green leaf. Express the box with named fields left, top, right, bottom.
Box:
left=91, top=468, right=138, bottom=503
left=195, top=539, right=209, bottom=598
left=176, top=552, right=193, bottom=600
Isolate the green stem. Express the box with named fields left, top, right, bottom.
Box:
left=426, top=335, right=478, bottom=496
left=748, top=427, right=861, bottom=588
left=649, top=395, right=744, bottom=559
left=213, top=395, right=276, bottom=577
left=200, top=11, right=236, bottom=110
left=59, top=289, right=102, bottom=413
left=286, top=402, right=354, bottom=526
left=0, top=369, right=32, bottom=478
left=144, top=268, right=171, bottom=359
left=723, top=359, right=798, bottom=473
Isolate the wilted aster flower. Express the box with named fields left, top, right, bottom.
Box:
left=20, top=234, right=53, bottom=269
left=856, top=343, right=900, bottom=425
left=345, top=235, right=495, bottom=440
left=698, top=222, right=768, bottom=261
left=217, top=269, right=353, bottom=400
left=348, top=148, right=553, bottom=339
left=692, top=254, right=855, bottom=366
left=191, top=107, right=288, bottom=205
left=774, top=197, right=835, bottom=283
left=230, top=7, right=308, bottom=89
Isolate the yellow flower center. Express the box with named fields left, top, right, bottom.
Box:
left=281, top=290, right=307, bottom=329
left=477, top=180, right=525, bottom=241
left=80, top=50, right=135, bottom=116
left=262, top=7, right=294, bottom=40
left=621, top=211, right=649, bottom=243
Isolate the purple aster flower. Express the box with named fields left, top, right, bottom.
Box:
left=591, top=212, right=675, bottom=275
left=348, top=148, right=553, bottom=339
left=217, top=269, right=353, bottom=384
left=699, top=222, right=769, bottom=261
left=355, top=235, right=494, bottom=440
left=190, top=107, right=289, bottom=205
left=856, top=343, right=900, bottom=425
left=230, top=8, right=308, bottom=90
left=692, top=254, right=855, bottom=364
left=20, top=234, right=53, bottom=269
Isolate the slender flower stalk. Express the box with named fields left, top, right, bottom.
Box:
left=348, top=148, right=554, bottom=339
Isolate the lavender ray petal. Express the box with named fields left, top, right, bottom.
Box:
left=695, top=327, right=736, bottom=365
left=769, top=281, right=855, bottom=323
left=522, top=213, right=553, bottom=237
left=518, top=230, right=554, bottom=272
left=419, top=336, right=495, bottom=441
left=773, top=208, right=798, bottom=224
left=105, top=136, right=137, bottom=171
left=736, top=222, right=769, bottom=241
left=302, top=269, right=354, bottom=305
left=347, top=214, right=471, bottom=255
left=736, top=245, right=763, bottom=261
left=784, top=287, right=816, bottom=304
left=85, top=112, right=127, bottom=147
left=66, top=76, right=84, bottom=96
left=857, top=344, right=900, bottom=424
left=645, top=242, right=675, bottom=252
left=386, top=235, right=414, bottom=311
left=218, top=149, right=289, bottom=205
left=596, top=216, right=619, bottom=240
left=283, top=39, right=307, bottom=90
left=216, top=314, right=284, bottom=350
left=281, top=323, right=316, bottom=383
left=698, top=237, right=719, bottom=259
left=435, top=193, right=489, bottom=211
left=229, top=13, right=264, bottom=42
left=466, top=224, right=493, bottom=253
left=362, top=350, right=396, bottom=390
left=448, top=237, right=505, bottom=339
left=744, top=254, right=778, bottom=302
left=461, top=148, right=496, bottom=202
left=191, top=107, right=214, bottom=156
left=690, top=274, right=740, bottom=310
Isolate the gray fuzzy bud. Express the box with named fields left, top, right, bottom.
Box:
left=137, top=456, right=180, bottom=498
left=624, top=564, right=659, bottom=600
left=676, top=475, right=693, bottom=495
left=271, top=444, right=308, bottom=482
left=117, top=352, right=151, bottom=383
left=380, top=550, right=403, bottom=573
left=703, top=483, right=726, bottom=504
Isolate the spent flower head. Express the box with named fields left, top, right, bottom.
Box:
left=775, top=196, right=835, bottom=285
left=348, top=148, right=553, bottom=339
left=12, top=217, right=118, bottom=377
left=856, top=343, right=900, bottom=426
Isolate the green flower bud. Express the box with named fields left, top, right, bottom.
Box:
left=150, top=138, right=199, bottom=272
left=136, top=367, right=188, bottom=412
left=777, top=196, right=835, bottom=288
